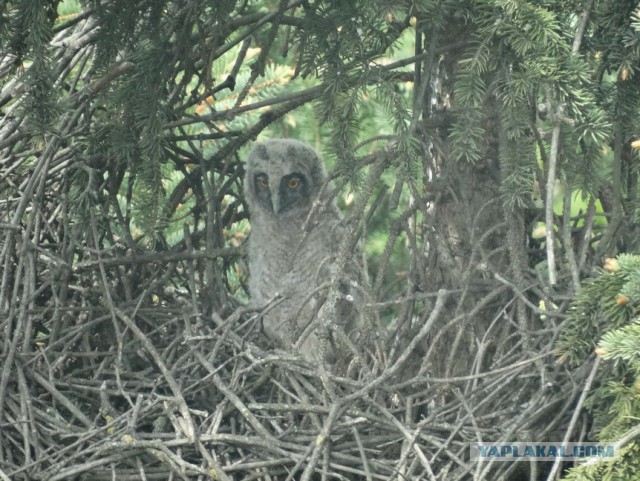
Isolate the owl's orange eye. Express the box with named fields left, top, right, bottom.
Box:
left=257, top=177, right=268, bottom=188
left=288, top=178, right=300, bottom=189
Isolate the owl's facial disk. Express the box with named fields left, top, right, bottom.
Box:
left=253, top=172, right=309, bottom=215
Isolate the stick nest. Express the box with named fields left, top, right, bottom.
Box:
left=0, top=247, right=578, bottom=481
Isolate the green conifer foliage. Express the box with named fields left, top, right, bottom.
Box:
left=558, top=254, right=640, bottom=481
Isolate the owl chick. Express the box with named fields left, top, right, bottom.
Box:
left=244, top=138, right=360, bottom=365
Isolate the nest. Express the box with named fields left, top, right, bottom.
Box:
left=0, top=242, right=578, bottom=481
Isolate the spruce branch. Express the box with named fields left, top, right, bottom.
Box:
left=562, top=182, right=581, bottom=292
left=595, top=125, right=624, bottom=259
left=544, top=97, right=562, bottom=286
left=571, top=0, right=593, bottom=55
left=543, top=0, right=593, bottom=287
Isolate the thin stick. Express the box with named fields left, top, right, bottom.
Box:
left=545, top=357, right=601, bottom=481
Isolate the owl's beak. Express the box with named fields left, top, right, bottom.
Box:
left=272, top=193, right=281, bottom=214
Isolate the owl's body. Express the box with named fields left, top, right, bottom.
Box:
left=244, top=139, right=357, bottom=363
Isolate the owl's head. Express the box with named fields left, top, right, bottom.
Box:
left=244, top=139, right=327, bottom=218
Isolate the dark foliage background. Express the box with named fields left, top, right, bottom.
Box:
left=1, top=1, right=640, bottom=480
